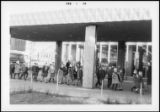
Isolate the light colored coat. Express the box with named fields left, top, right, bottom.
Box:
left=112, top=72, right=119, bottom=84
left=37, top=70, right=43, bottom=81
left=56, top=69, right=63, bottom=83
left=14, top=64, right=21, bottom=73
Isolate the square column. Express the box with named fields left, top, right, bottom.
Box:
left=55, top=41, right=62, bottom=73
left=83, top=25, right=97, bottom=88
left=117, top=41, right=126, bottom=69
left=125, top=45, right=134, bottom=76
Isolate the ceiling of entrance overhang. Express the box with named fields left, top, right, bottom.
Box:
left=10, top=20, right=151, bottom=42
left=10, top=8, right=151, bottom=26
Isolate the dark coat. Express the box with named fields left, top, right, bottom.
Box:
left=96, top=68, right=106, bottom=80
left=32, top=65, right=39, bottom=73
left=10, top=63, right=15, bottom=74
left=66, top=62, right=70, bottom=69
left=77, top=67, right=83, bottom=80
left=147, top=65, right=151, bottom=85
left=21, top=64, right=28, bottom=73
left=42, top=66, right=49, bottom=73
left=107, top=69, right=113, bottom=79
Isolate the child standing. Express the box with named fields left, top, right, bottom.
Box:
left=111, top=67, right=119, bottom=90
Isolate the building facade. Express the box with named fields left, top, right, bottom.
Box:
left=10, top=8, right=152, bottom=88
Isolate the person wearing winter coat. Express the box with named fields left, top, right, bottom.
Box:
left=107, top=66, right=113, bottom=88
left=14, top=61, right=21, bottom=79
left=37, top=68, right=43, bottom=82
left=66, top=67, right=73, bottom=85
left=77, top=66, right=83, bottom=86
left=42, top=64, right=49, bottom=81
left=131, top=69, right=138, bottom=91
left=49, top=63, right=56, bottom=82
left=117, top=69, right=124, bottom=90
left=19, top=63, right=28, bottom=80
left=56, top=67, right=64, bottom=84
left=10, top=62, right=15, bottom=79
left=95, top=64, right=106, bottom=88
left=32, top=63, right=39, bottom=81
left=45, top=63, right=55, bottom=83
left=131, top=69, right=144, bottom=93
left=147, top=62, right=152, bottom=85
left=111, top=67, right=119, bottom=90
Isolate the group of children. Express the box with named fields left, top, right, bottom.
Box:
left=95, top=64, right=124, bottom=91
left=10, top=60, right=83, bottom=86
left=111, top=67, right=124, bottom=91
left=131, top=69, right=144, bottom=93
left=10, top=60, right=145, bottom=94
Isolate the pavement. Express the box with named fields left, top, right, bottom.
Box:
left=10, top=79, right=151, bottom=104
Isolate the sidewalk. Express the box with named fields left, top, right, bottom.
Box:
left=10, top=79, right=151, bottom=104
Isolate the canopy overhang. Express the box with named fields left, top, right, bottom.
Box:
left=10, top=8, right=152, bottom=42
left=10, top=20, right=152, bottom=42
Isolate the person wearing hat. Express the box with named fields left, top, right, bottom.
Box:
left=32, top=63, right=39, bottom=81
left=13, top=60, right=21, bottom=79
left=111, top=67, right=120, bottom=90
left=95, top=64, right=106, bottom=88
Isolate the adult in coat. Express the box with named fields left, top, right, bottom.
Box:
left=95, top=64, right=106, bottom=88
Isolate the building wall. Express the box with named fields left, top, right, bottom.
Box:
left=10, top=37, right=26, bottom=63
left=10, top=37, right=26, bottom=51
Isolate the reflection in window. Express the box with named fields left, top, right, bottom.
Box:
left=101, top=45, right=108, bottom=64
left=110, top=45, right=118, bottom=66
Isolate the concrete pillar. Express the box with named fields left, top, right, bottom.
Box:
left=139, top=46, right=145, bottom=71
left=117, top=41, right=126, bottom=69
left=83, top=25, right=97, bottom=88
left=55, top=41, right=62, bottom=73
left=125, top=45, right=134, bottom=76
